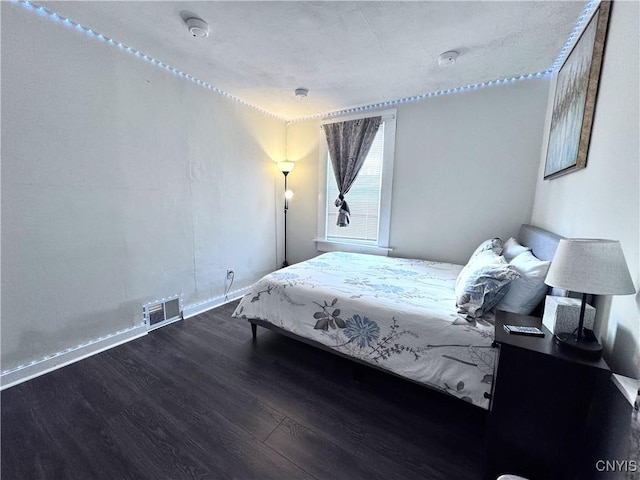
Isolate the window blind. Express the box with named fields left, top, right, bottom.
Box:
left=326, top=123, right=384, bottom=242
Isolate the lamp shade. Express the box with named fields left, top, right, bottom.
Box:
left=276, top=161, right=295, bottom=174
left=545, top=239, right=636, bottom=295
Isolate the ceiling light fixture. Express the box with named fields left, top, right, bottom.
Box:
left=295, top=88, right=309, bottom=99
left=185, top=17, right=209, bottom=38
left=437, top=51, right=458, bottom=67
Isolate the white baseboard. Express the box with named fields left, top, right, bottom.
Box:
left=1, top=288, right=251, bottom=390
left=182, top=287, right=250, bottom=319
left=0, top=325, right=147, bottom=390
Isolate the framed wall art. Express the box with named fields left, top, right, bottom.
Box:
left=544, top=1, right=611, bottom=180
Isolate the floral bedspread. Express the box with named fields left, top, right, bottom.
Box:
left=232, top=252, right=496, bottom=409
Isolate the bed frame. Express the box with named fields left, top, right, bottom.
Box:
left=248, top=224, right=563, bottom=391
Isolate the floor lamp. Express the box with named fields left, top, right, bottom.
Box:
left=277, top=162, right=295, bottom=268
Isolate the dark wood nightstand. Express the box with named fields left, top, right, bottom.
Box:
left=485, top=310, right=612, bottom=480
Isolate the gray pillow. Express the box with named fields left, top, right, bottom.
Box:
left=455, top=251, right=520, bottom=319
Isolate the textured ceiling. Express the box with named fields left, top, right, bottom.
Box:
left=38, top=1, right=589, bottom=120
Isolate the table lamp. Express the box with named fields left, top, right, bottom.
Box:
left=544, top=238, right=635, bottom=358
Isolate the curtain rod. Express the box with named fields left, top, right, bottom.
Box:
left=319, top=111, right=396, bottom=127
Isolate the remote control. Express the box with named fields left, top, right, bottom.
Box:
left=503, top=324, right=545, bottom=337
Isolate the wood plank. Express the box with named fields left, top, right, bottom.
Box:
left=116, top=331, right=287, bottom=440
left=266, top=416, right=446, bottom=480
left=104, top=401, right=216, bottom=480
left=1, top=386, right=77, bottom=480
left=181, top=418, right=314, bottom=480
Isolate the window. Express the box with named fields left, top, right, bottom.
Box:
left=326, top=123, right=384, bottom=243
left=316, top=110, right=396, bottom=255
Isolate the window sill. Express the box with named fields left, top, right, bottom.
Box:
left=314, top=239, right=393, bottom=256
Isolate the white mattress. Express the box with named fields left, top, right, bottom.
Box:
left=233, top=251, right=496, bottom=409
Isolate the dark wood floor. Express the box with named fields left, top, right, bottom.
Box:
left=1, top=300, right=488, bottom=480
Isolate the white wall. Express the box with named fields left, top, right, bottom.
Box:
left=284, top=120, right=322, bottom=263
left=1, top=4, right=285, bottom=375
left=287, top=78, right=550, bottom=265
left=531, top=1, right=639, bottom=378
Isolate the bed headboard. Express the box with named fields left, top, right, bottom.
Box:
left=518, top=224, right=563, bottom=262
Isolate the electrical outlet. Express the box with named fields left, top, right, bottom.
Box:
left=226, top=269, right=234, bottom=280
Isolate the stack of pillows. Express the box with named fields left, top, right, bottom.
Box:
left=455, top=237, right=551, bottom=319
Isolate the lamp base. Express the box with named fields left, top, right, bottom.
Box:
left=554, top=331, right=602, bottom=359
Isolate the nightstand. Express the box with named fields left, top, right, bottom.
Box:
left=485, top=310, right=612, bottom=480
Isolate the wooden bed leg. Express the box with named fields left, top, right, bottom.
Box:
left=251, top=323, right=257, bottom=342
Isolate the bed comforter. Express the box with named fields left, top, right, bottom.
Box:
left=232, top=251, right=496, bottom=409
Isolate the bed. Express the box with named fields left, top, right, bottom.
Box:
left=232, top=224, right=562, bottom=410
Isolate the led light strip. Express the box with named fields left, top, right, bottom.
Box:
left=549, top=0, right=599, bottom=72
left=11, top=0, right=284, bottom=121
left=293, top=70, right=552, bottom=123
left=0, top=324, right=142, bottom=376
left=1, top=291, right=183, bottom=377
left=11, top=0, right=599, bottom=123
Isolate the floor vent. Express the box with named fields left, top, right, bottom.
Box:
left=143, top=295, right=183, bottom=331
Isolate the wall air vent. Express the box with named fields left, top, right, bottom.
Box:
left=143, top=295, right=183, bottom=331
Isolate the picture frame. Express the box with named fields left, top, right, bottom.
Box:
left=543, top=1, right=611, bottom=180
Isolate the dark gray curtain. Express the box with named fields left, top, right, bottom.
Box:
left=323, top=116, right=382, bottom=227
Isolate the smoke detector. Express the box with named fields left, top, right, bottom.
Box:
left=186, top=17, right=209, bottom=38
left=437, top=51, right=458, bottom=67
left=295, top=88, right=309, bottom=99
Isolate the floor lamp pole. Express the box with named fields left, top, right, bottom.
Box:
left=282, top=172, right=289, bottom=268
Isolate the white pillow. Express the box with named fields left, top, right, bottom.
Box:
left=503, top=237, right=531, bottom=262
left=496, top=251, right=551, bottom=315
